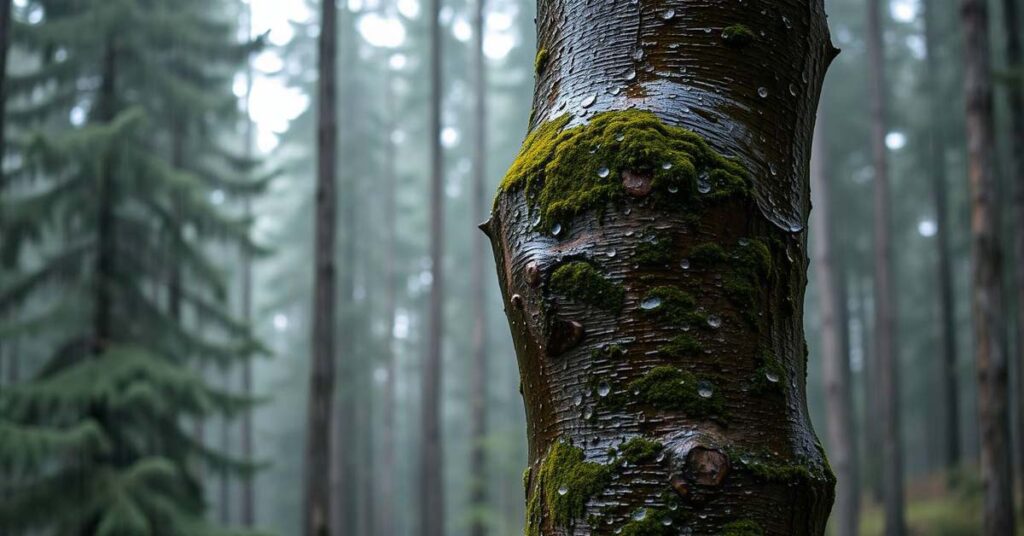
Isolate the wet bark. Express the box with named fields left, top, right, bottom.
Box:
left=419, top=0, right=445, bottom=530
left=484, top=1, right=836, bottom=534
left=811, top=116, right=858, bottom=536
left=1001, top=0, right=1024, bottom=503
left=469, top=0, right=490, bottom=533
left=961, top=0, right=1015, bottom=532
left=303, top=0, right=338, bottom=534
left=865, top=1, right=906, bottom=533
left=922, top=0, right=961, bottom=473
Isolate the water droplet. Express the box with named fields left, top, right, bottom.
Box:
left=739, top=238, right=750, bottom=247
left=584, top=407, right=594, bottom=419
left=606, top=249, right=617, bottom=258
left=632, top=509, right=647, bottom=521
left=661, top=516, right=673, bottom=526
left=697, top=381, right=713, bottom=398
left=632, top=48, right=645, bottom=61
left=661, top=161, right=673, bottom=170
left=707, top=315, right=722, bottom=328
left=656, top=451, right=666, bottom=462
left=789, top=83, right=798, bottom=96
left=581, top=94, right=597, bottom=108
left=789, top=222, right=804, bottom=233
left=769, top=163, right=778, bottom=176
left=680, top=259, right=691, bottom=270
left=766, top=371, right=780, bottom=383
left=573, top=393, right=583, bottom=406
left=615, top=132, right=625, bottom=142
left=641, top=297, right=662, bottom=310
left=758, top=86, right=769, bottom=98
left=551, top=223, right=563, bottom=236
left=667, top=184, right=679, bottom=194
left=698, top=179, right=711, bottom=194
left=598, top=167, right=611, bottom=178
left=661, top=8, right=675, bottom=20
left=558, top=485, right=569, bottom=496
left=625, top=69, right=637, bottom=81
left=597, top=381, right=611, bottom=397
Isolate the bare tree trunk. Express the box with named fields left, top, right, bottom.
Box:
left=922, top=0, right=961, bottom=474
left=468, top=0, right=489, bottom=533
left=420, top=0, right=445, bottom=528
left=962, top=0, right=1016, bottom=532
left=0, top=0, right=10, bottom=174
left=865, top=1, right=906, bottom=533
left=220, top=368, right=232, bottom=525
left=812, top=115, right=859, bottom=536
left=483, top=1, right=836, bottom=534
left=303, top=0, right=338, bottom=534
left=1001, top=0, right=1024, bottom=504
left=240, top=2, right=256, bottom=526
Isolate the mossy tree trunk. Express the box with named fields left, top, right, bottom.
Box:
left=483, top=1, right=836, bottom=534
left=961, top=0, right=1015, bottom=532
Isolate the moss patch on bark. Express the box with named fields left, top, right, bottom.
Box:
left=659, top=334, right=702, bottom=357
left=498, top=110, right=750, bottom=226
left=526, top=441, right=612, bottom=535
left=627, top=366, right=723, bottom=417
left=618, top=437, right=663, bottom=464
left=722, top=25, right=756, bottom=47
left=618, top=508, right=687, bottom=536
left=642, top=286, right=707, bottom=327
left=550, top=261, right=625, bottom=312
left=721, top=519, right=764, bottom=535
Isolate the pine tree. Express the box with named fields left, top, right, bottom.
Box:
left=0, top=1, right=266, bottom=534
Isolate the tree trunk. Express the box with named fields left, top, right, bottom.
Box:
left=0, top=0, right=11, bottom=174
left=469, top=0, right=489, bottom=533
left=240, top=2, right=256, bottom=526
left=962, top=0, right=1015, bottom=532
left=922, top=0, right=961, bottom=474
left=865, top=1, right=906, bottom=533
left=811, top=115, right=859, bottom=536
left=1001, top=0, right=1024, bottom=505
left=303, top=0, right=338, bottom=534
left=420, top=0, right=445, bottom=528
left=483, top=2, right=836, bottom=534
left=220, top=368, right=232, bottom=524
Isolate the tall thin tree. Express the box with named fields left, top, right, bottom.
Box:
left=0, top=0, right=10, bottom=172
left=378, top=53, right=398, bottom=536
left=303, top=0, right=339, bottom=534
left=962, top=0, right=1015, bottom=532
left=468, top=0, right=489, bottom=533
left=866, top=0, right=906, bottom=533
left=240, top=0, right=257, bottom=526
left=922, top=0, right=961, bottom=473
left=812, top=116, right=859, bottom=536
left=420, top=0, right=445, bottom=528
left=482, top=0, right=837, bottom=533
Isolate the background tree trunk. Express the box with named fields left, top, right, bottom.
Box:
left=812, top=116, right=859, bottom=536
left=923, top=0, right=961, bottom=474
left=240, top=1, right=256, bottom=526
left=484, top=1, right=836, bottom=533
left=303, top=0, right=338, bottom=534
left=468, top=0, right=489, bottom=533
left=420, top=0, right=445, bottom=530
left=865, top=1, right=906, bottom=533
left=0, top=0, right=10, bottom=175
left=962, top=0, right=1015, bottom=532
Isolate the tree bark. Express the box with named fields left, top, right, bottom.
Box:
left=483, top=1, right=836, bottom=534
left=240, top=2, right=256, bottom=526
left=419, top=0, right=445, bottom=530
left=0, top=0, right=10, bottom=175
left=303, top=0, right=338, bottom=534
left=865, top=1, right=906, bottom=533
left=811, top=115, right=859, bottom=536
left=1001, top=0, right=1024, bottom=505
left=469, top=0, right=489, bottom=534
left=962, top=0, right=1016, bottom=532
left=922, top=0, right=961, bottom=474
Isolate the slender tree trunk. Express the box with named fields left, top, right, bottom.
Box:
left=220, top=367, right=232, bottom=524
left=0, top=0, right=11, bottom=173
left=483, top=2, right=836, bottom=533
left=1001, top=0, right=1024, bottom=505
left=923, top=0, right=961, bottom=474
left=419, top=0, right=445, bottom=530
left=93, top=37, right=117, bottom=353
left=240, top=3, right=256, bottom=526
left=865, top=1, right=906, bottom=533
left=962, top=0, right=1016, bottom=532
left=5, top=340, right=16, bottom=384
left=468, top=0, right=489, bottom=533
left=812, top=115, right=859, bottom=536
left=859, top=275, right=883, bottom=502
left=303, top=0, right=338, bottom=534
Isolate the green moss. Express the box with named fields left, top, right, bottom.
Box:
left=722, top=25, right=756, bottom=47
left=635, top=233, right=674, bottom=265
left=734, top=450, right=830, bottom=483
left=642, top=286, right=706, bottom=327
left=550, top=261, right=625, bottom=312
left=498, top=109, right=751, bottom=226
left=527, top=441, right=611, bottom=533
left=627, top=366, right=723, bottom=417
left=618, top=437, right=663, bottom=464
left=689, top=243, right=727, bottom=265
left=659, top=334, right=702, bottom=357
left=534, top=48, right=550, bottom=75
left=721, top=520, right=764, bottom=536
left=618, top=508, right=686, bottom=536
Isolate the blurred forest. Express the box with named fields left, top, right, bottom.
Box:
left=0, top=0, right=1023, bottom=535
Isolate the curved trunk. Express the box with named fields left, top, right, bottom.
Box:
left=961, top=0, right=1015, bottom=532
left=484, top=2, right=836, bottom=534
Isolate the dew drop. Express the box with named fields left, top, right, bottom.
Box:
left=615, top=132, right=625, bottom=142
left=766, top=371, right=780, bottom=383
left=789, top=83, right=798, bottom=96
left=697, top=381, right=713, bottom=398
left=661, top=161, right=673, bottom=170
left=661, top=516, right=673, bottom=526
left=625, top=69, right=637, bottom=81
left=606, top=249, right=617, bottom=258
left=573, top=393, right=583, bottom=406
left=661, top=8, right=675, bottom=20
left=558, top=485, right=569, bottom=496
left=597, top=381, right=611, bottom=397
left=707, top=315, right=722, bottom=328
left=680, top=258, right=691, bottom=270
left=551, top=223, right=563, bottom=236
left=598, top=167, right=611, bottom=178
left=581, top=94, right=597, bottom=108
left=667, top=184, right=679, bottom=194
left=758, top=86, right=769, bottom=98
left=632, top=509, right=647, bottom=521
left=641, top=297, right=662, bottom=310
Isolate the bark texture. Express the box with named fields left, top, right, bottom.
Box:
left=811, top=117, right=858, bottom=536
left=420, top=0, right=446, bottom=530
left=303, top=0, right=338, bottom=534
left=961, top=0, right=1015, bottom=532
left=865, top=1, right=905, bottom=534
left=484, top=2, right=836, bottom=534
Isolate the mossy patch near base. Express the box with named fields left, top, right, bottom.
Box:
left=721, top=519, right=764, bottom=535
left=550, top=261, right=625, bottom=312
left=526, top=441, right=611, bottom=535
